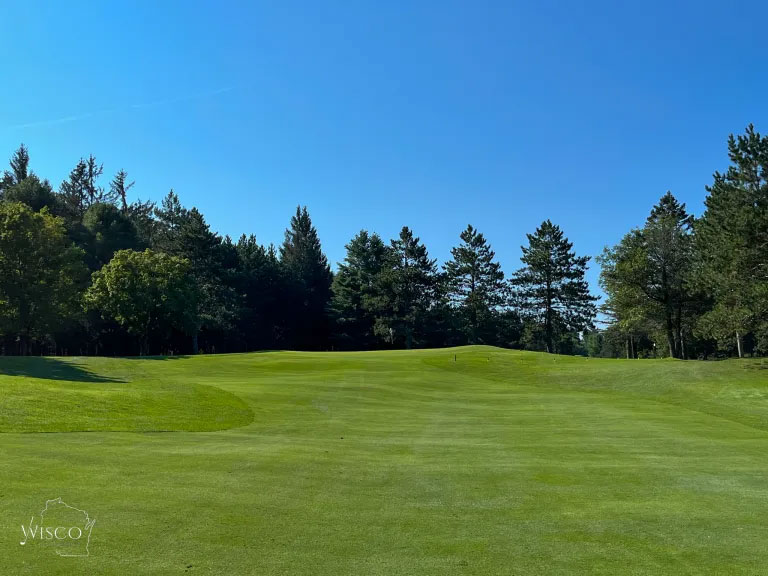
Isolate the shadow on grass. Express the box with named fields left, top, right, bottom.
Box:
left=120, top=350, right=279, bottom=360
left=0, top=357, right=124, bottom=382
left=120, top=355, right=187, bottom=361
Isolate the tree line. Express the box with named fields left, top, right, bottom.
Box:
left=0, top=125, right=764, bottom=358
left=598, top=125, right=767, bottom=359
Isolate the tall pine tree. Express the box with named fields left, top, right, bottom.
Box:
left=0, top=144, right=31, bottom=194
left=512, top=220, right=597, bottom=353
left=331, top=230, right=389, bottom=349
left=373, top=226, right=438, bottom=349
left=444, top=225, right=506, bottom=344
left=280, top=206, right=333, bottom=349
left=695, top=125, right=768, bottom=356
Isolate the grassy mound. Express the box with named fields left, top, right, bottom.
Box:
left=0, top=356, right=253, bottom=432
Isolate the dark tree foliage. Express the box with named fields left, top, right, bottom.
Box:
left=111, top=170, right=135, bottom=212
left=235, top=235, right=284, bottom=350
left=0, top=144, right=31, bottom=194
left=512, top=220, right=598, bottom=353
left=3, top=174, right=59, bottom=213
left=372, top=226, right=438, bottom=349
left=444, top=225, right=506, bottom=344
left=330, top=230, right=389, bottom=349
left=59, top=155, right=110, bottom=221
left=0, top=202, right=87, bottom=355
left=156, top=199, right=239, bottom=353
left=279, top=206, right=333, bottom=350
left=82, top=203, right=142, bottom=270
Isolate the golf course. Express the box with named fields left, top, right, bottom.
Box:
left=1, top=346, right=767, bottom=574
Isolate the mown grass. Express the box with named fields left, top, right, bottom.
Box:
left=1, top=347, right=767, bottom=574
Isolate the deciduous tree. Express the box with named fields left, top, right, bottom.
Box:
left=0, top=202, right=87, bottom=354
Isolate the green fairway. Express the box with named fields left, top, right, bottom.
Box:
left=1, top=347, right=767, bottom=574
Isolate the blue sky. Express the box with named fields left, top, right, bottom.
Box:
left=1, top=1, right=766, bottom=294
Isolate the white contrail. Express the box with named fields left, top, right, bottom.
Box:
left=4, top=86, right=235, bottom=131
left=130, top=86, right=234, bottom=109
left=7, top=111, right=107, bottom=130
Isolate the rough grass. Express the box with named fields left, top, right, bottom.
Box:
left=1, top=347, right=767, bottom=575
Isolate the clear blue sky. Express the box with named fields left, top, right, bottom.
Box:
left=1, top=1, right=766, bottom=294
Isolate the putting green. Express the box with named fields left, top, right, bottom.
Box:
left=1, top=347, right=767, bottom=574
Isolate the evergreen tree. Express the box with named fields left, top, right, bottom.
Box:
left=153, top=189, right=187, bottom=251
left=599, top=193, right=700, bottom=358
left=58, top=155, right=108, bottom=220
left=644, top=193, right=697, bottom=357
left=125, top=198, right=157, bottom=248
left=695, top=125, right=768, bottom=356
left=0, top=144, right=31, bottom=195
left=279, top=206, right=333, bottom=349
left=153, top=192, right=239, bottom=352
left=444, top=225, right=506, bottom=344
left=177, top=208, right=238, bottom=352
left=373, top=226, right=438, bottom=349
left=235, top=235, right=284, bottom=350
left=512, top=220, right=597, bottom=353
left=598, top=230, right=654, bottom=358
left=330, top=230, right=389, bottom=349
left=110, top=170, right=135, bottom=212
left=82, top=203, right=142, bottom=270
left=3, top=174, right=59, bottom=213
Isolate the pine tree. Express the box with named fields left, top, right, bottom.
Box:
left=1, top=144, right=31, bottom=198
left=512, top=220, right=597, bottom=353
left=279, top=206, right=333, bottom=349
left=110, top=170, right=135, bottom=212
left=153, top=190, right=187, bottom=251
left=695, top=125, right=768, bottom=356
left=154, top=192, right=238, bottom=353
left=599, top=193, right=697, bottom=358
left=82, top=203, right=141, bottom=269
left=331, top=230, right=389, bottom=349
left=3, top=175, right=59, bottom=213
left=235, top=235, right=284, bottom=350
left=644, top=192, right=696, bottom=357
left=373, top=226, right=438, bottom=349
left=444, top=225, right=506, bottom=344
left=176, top=208, right=238, bottom=353
left=58, top=155, right=106, bottom=220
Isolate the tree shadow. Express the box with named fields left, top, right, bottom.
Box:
left=120, top=355, right=187, bottom=361
left=0, top=357, right=124, bottom=383
left=120, top=350, right=279, bottom=360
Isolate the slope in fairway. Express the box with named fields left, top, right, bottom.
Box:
left=0, top=356, right=254, bottom=432
left=1, top=347, right=767, bottom=575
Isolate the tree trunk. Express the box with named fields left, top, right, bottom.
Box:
left=679, top=330, right=686, bottom=360
left=192, top=332, right=199, bottom=355
left=626, top=337, right=630, bottom=359
left=666, top=332, right=675, bottom=358
left=405, top=326, right=413, bottom=350
left=665, top=311, right=676, bottom=358
left=736, top=331, right=743, bottom=358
